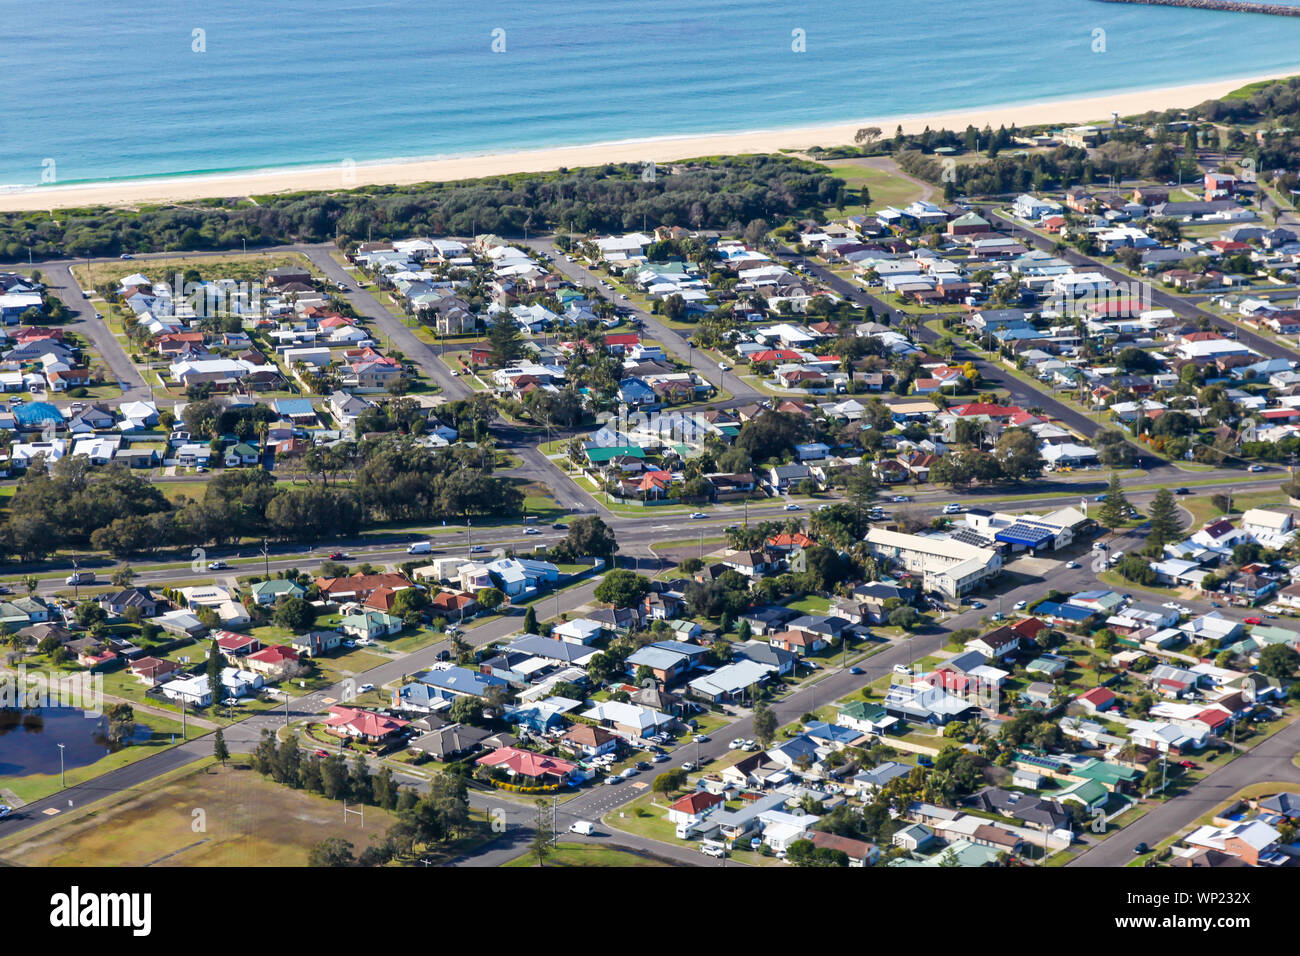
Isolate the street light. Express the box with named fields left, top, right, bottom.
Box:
left=57, top=742, right=65, bottom=789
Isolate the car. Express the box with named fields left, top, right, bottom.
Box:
left=313, top=749, right=329, bottom=758
left=1248, top=464, right=1265, bottom=472
left=1178, top=760, right=1196, bottom=769
left=1013, top=600, right=1027, bottom=610
left=784, top=502, right=801, bottom=511
left=94, top=311, right=103, bottom=319
left=1245, top=617, right=1262, bottom=625
left=690, top=512, right=707, bottom=519
left=1162, top=602, right=1180, bottom=610
left=7, top=395, right=21, bottom=404
left=636, top=761, right=652, bottom=771
left=729, top=738, right=742, bottom=749
left=893, top=664, right=911, bottom=676
left=328, top=551, right=348, bottom=560
left=469, top=545, right=486, bottom=553
left=0, top=805, right=11, bottom=818
left=916, top=755, right=933, bottom=768
left=1095, top=494, right=1107, bottom=502
left=119, top=253, right=134, bottom=259
left=893, top=495, right=912, bottom=503
left=605, top=775, right=621, bottom=785
left=1175, top=487, right=1190, bottom=495
left=942, top=503, right=962, bottom=514
left=717, top=362, right=730, bottom=371
left=1133, top=842, right=1149, bottom=855
left=849, top=666, right=864, bottom=675
left=681, top=761, right=696, bottom=772
left=552, top=522, right=567, bottom=530
left=653, top=752, right=669, bottom=762
left=342, top=640, right=357, bottom=648
left=207, top=560, right=228, bottom=570
left=1065, top=561, right=1079, bottom=569
left=693, top=733, right=709, bottom=742
left=359, top=683, right=375, bottom=693
left=524, top=527, right=541, bottom=535
left=620, top=767, right=638, bottom=778
left=990, top=612, right=1004, bottom=621
left=743, top=741, right=758, bottom=751
left=969, top=600, right=985, bottom=609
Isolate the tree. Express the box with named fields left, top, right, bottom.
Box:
left=1147, top=487, right=1180, bottom=548
left=213, top=728, right=229, bottom=766
left=1258, top=644, right=1300, bottom=680
left=652, top=767, right=688, bottom=794
left=449, top=695, right=484, bottom=725
left=309, top=838, right=356, bottom=867
left=1096, top=472, right=1131, bottom=530
left=349, top=752, right=372, bottom=803
left=593, top=569, right=651, bottom=608
left=206, top=638, right=223, bottom=707
left=523, top=606, right=539, bottom=634
left=753, top=699, right=778, bottom=749
left=110, top=566, right=136, bottom=588
left=105, top=703, right=135, bottom=745
left=488, top=316, right=525, bottom=366
left=888, top=606, right=920, bottom=630
left=553, top=515, right=618, bottom=563
left=994, top=428, right=1043, bottom=481
left=273, top=596, right=317, bottom=634
left=475, top=587, right=504, bottom=613
left=530, top=798, right=554, bottom=867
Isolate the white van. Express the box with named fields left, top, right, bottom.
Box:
left=568, top=820, right=595, bottom=836
left=406, top=541, right=432, bottom=554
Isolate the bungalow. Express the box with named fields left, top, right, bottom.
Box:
left=475, top=746, right=577, bottom=785
left=417, top=666, right=509, bottom=701
left=291, top=630, right=343, bottom=657
left=666, top=790, right=727, bottom=828
left=559, top=724, right=620, bottom=758
left=965, top=626, right=1021, bottom=660
left=324, top=705, right=410, bottom=744
left=244, top=644, right=301, bottom=679
left=580, top=700, right=673, bottom=741
left=250, top=578, right=306, bottom=606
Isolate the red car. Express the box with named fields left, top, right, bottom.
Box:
left=1178, top=760, right=1196, bottom=769
left=314, top=749, right=329, bottom=758
left=328, top=552, right=347, bottom=560
left=1245, top=617, right=1262, bottom=625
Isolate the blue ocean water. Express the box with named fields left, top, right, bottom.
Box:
left=4, top=0, right=1300, bottom=187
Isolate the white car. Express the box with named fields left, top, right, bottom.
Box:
left=718, top=362, right=730, bottom=371
left=729, top=738, right=743, bottom=749
left=359, top=683, right=375, bottom=693
left=605, top=775, right=621, bottom=785
left=693, top=733, right=709, bottom=743
left=524, top=527, right=541, bottom=535
left=207, top=560, right=228, bottom=570
left=893, top=664, right=911, bottom=676
left=1248, top=464, right=1265, bottom=472
left=784, top=503, right=801, bottom=511
left=0, top=805, right=11, bottom=818
left=690, top=512, right=707, bottom=519
left=1014, top=600, right=1027, bottom=610
left=342, top=640, right=357, bottom=648
left=1065, top=561, right=1079, bottom=569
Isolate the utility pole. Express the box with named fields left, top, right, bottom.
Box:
left=261, top=538, right=270, bottom=577
left=58, top=742, right=65, bottom=789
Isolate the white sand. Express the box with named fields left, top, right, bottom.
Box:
left=3, top=70, right=1296, bottom=213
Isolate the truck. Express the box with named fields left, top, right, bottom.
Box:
left=65, top=572, right=95, bottom=586
left=568, top=820, right=595, bottom=836
left=406, top=541, right=432, bottom=555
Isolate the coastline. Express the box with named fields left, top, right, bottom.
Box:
left=4, top=69, right=1297, bottom=215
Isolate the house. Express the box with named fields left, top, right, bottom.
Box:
left=666, top=790, right=726, bottom=828
left=581, top=700, right=673, bottom=741
left=687, top=659, right=775, bottom=703
left=340, top=610, right=404, bottom=642
left=1077, top=686, right=1117, bottom=715
left=97, top=589, right=157, bottom=619
left=559, top=724, right=620, bottom=758
left=130, top=656, right=181, bottom=686
left=406, top=721, right=491, bottom=760
left=244, top=644, right=301, bottom=679
left=1184, top=819, right=1285, bottom=866
left=324, top=705, right=410, bottom=744
left=291, top=630, right=342, bottom=657
left=416, top=666, right=509, bottom=701
left=250, top=578, right=306, bottom=605
left=475, top=747, right=577, bottom=785
left=965, top=626, right=1021, bottom=660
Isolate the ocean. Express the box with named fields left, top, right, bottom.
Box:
left=4, top=0, right=1300, bottom=188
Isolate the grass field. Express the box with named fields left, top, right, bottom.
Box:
left=820, top=160, right=928, bottom=215
left=70, top=251, right=316, bottom=292
left=502, top=841, right=672, bottom=867
left=0, top=761, right=401, bottom=866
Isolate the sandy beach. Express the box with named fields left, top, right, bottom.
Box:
left=3, top=70, right=1296, bottom=214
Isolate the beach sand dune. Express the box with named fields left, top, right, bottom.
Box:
left=2, top=71, right=1295, bottom=214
